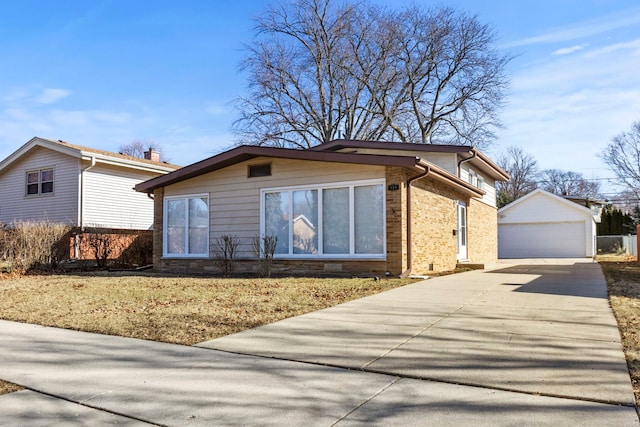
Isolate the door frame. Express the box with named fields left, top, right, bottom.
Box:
left=457, top=201, right=468, bottom=260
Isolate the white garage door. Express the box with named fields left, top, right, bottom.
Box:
left=499, top=222, right=586, bottom=258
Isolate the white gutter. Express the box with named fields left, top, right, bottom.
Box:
left=79, top=156, right=96, bottom=231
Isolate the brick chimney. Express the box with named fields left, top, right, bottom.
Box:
left=144, top=148, right=160, bottom=162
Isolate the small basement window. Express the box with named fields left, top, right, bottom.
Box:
left=248, top=163, right=271, bottom=178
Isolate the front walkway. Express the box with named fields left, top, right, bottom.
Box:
left=0, top=259, right=637, bottom=425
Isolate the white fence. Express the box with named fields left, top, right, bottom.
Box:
left=597, top=235, right=638, bottom=257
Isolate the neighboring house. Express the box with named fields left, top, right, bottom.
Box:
left=497, top=189, right=601, bottom=258
left=135, top=140, right=509, bottom=276
left=0, top=137, right=179, bottom=259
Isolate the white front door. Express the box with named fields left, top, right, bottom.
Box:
left=457, top=201, right=467, bottom=260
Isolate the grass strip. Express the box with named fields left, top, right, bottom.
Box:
left=598, top=257, right=640, bottom=409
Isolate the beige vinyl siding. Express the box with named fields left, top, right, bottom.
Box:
left=0, top=146, right=79, bottom=225
left=459, top=165, right=497, bottom=207
left=164, top=157, right=386, bottom=258
left=83, top=163, right=158, bottom=230
left=334, top=147, right=459, bottom=175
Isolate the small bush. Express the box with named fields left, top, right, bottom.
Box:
left=86, top=229, right=115, bottom=268
left=118, top=232, right=153, bottom=266
left=252, top=235, right=278, bottom=277
left=212, top=234, right=241, bottom=276
left=0, top=221, right=71, bottom=271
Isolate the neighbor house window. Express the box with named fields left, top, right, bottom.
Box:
left=163, top=195, right=209, bottom=257
left=26, top=168, right=54, bottom=196
left=261, top=179, right=385, bottom=258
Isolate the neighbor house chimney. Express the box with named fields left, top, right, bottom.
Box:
left=144, top=148, right=160, bottom=162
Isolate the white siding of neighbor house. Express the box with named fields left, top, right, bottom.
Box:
left=0, top=146, right=79, bottom=225
left=163, top=157, right=386, bottom=258
left=83, top=162, right=159, bottom=230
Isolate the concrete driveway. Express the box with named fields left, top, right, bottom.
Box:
left=0, top=259, right=637, bottom=425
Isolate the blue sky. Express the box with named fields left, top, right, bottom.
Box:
left=1, top=0, right=639, bottom=197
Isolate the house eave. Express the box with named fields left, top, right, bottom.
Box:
left=416, top=159, right=485, bottom=198
left=0, top=136, right=179, bottom=175
left=311, top=139, right=510, bottom=182
left=134, top=146, right=422, bottom=193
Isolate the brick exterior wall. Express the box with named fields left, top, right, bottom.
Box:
left=467, top=198, right=498, bottom=265
left=153, top=187, right=164, bottom=268
left=151, top=167, right=498, bottom=276
left=384, top=167, right=407, bottom=275
left=410, top=175, right=469, bottom=274
left=158, top=258, right=390, bottom=277
left=62, top=228, right=153, bottom=266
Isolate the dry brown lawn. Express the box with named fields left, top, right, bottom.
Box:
left=0, top=272, right=416, bottom=395
left=0, top=381, right=21, bottom=394
left=0, top=272, right=415, bottom=345
left=597, top=255, right=640, bottom=408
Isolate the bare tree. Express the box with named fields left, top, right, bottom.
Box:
left=119, top=140, right=167, bottom=162
left=234, top=0, right=509, bottom=149
left=600, top=121, right=640, bottom=198
left=540, top=169, right=601, bottom=199
left=496, top=146, right=538, bottom=207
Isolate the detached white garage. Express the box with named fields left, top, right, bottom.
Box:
left=498, top=189, right=600, bottom=258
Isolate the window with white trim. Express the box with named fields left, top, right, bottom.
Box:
left=468, top=170, right=478, bottom=187
left=26, top=167, right=54, bottom=196
left=261, top=180, right=385, bottom=258
left=163, top=195, right=209, bottom=257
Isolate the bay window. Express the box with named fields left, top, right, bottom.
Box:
left=164, top=195, right=209, bottom=257
left=261, top=180, right=385, bottom=258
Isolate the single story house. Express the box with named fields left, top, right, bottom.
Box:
left=498, top=189, right=601, bottom=258
left=0, top=137, right=180, bottom=259
left=135, top=140, right=510, bottom=276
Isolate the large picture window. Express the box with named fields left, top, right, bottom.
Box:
left=25, top=168, right=54, bottom=196
left=164, top=195, right=209, bottom=257
left=261, top=180, right=385, bottom=258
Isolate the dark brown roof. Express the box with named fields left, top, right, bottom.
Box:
left=311, top=139, right=475, bottom=153
left=134, top=145, right=423, bottom=193
left=312, top=139, right=509, bottom=181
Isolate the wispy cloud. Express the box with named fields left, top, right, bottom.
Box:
left=496, top=30, right=640, bottom=179
left=552, top=44, right=587, bottom=56
left=36, top=88, right=72, bottom=104
left=504, top=7, right=640, bottom=48
left=205, top=103, right=228, bottom=116
left=584, top=38, right=640, bottom=58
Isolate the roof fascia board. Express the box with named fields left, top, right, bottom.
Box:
left=468, top=149, right=510, bottom=181
left=498, top=188, right=599, bottom=218
left=312, top=140, right=509, bottom=181
left=417, top=159, right=485, bottom=198
left=80, top=153, right=178, bottom=173
left=0, top=137, right=81, bottom=173
left=135, top=146, right=423, bottom=193
left=312, top=139, right=474, bottom=154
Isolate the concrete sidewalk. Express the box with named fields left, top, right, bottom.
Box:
left=0, top=259, right=638, bottom=425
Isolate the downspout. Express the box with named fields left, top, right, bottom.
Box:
left=79, top=156, right=96, bottom=230
left=457, top=150, right=476, bottom=177
left=401, top=163, right=431, bottom=278
left=77, top=156, right=96, bottom=259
